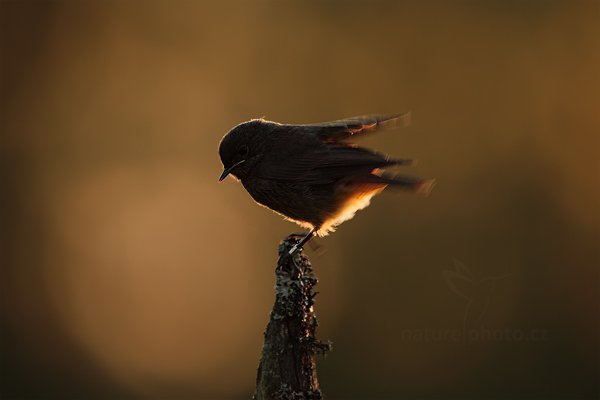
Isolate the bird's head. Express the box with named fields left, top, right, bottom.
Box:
left=218, top=119, right=269, bottom=181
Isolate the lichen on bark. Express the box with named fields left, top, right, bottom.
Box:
left=253, top=236, right=331, bottom=400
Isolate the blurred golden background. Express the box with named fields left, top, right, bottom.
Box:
left=1, top=1, right=598, bottom=399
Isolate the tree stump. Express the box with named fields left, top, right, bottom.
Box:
left=253, top=235, right=332, bottom=400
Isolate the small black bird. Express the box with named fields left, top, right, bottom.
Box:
left=218, top=113, right=434, bottom=255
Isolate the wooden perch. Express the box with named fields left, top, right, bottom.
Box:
left=253, top=235, right=332, bottom=400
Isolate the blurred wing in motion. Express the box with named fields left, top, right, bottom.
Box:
left=298, top=113, right=411, bottom=143
left=255, top=144, right=411, bottom=185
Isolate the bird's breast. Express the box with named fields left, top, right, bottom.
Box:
left=317, top=182, right=387, bottom=236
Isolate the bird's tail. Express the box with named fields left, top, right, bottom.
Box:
left=365, top=172, right=435, bottom=195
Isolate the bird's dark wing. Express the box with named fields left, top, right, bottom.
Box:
left=254, top=140, right=410, bottom=185
left=295, top=113, right=411, bottom=143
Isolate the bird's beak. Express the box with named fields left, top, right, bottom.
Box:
left=219, top=159, right=246, bottom=181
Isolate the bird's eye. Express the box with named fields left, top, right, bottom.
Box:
left=238, top=145, right=249, bottom=157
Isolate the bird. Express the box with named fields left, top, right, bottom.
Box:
left=218, top=113, right=434, bottom=255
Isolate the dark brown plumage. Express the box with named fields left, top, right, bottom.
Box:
left=218, top=113, right=434, bottom=254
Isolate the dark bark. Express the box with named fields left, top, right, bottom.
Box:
left=253, top=236, right=332, bottom=400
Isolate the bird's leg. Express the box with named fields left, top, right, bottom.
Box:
left=287, top=232, right=321, bottom=251
left=288, top=227, right=317, bottom=256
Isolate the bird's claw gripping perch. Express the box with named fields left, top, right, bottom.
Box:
left=288, top=243, right=300, bottom=256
